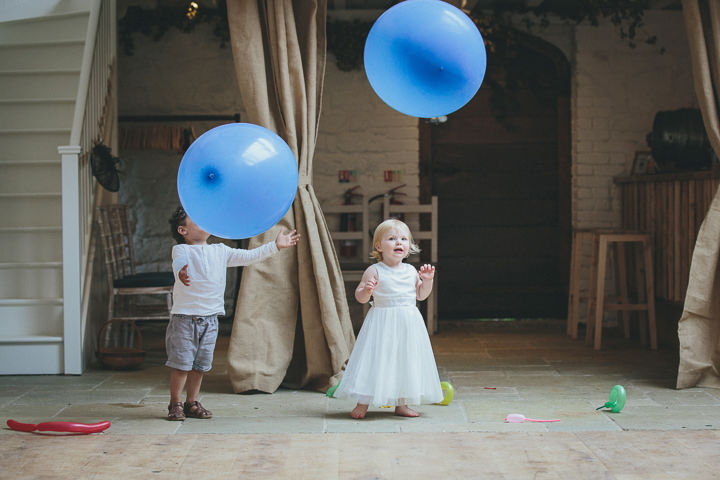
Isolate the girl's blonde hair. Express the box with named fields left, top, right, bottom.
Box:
left=370, top=218, right=421, bottom=261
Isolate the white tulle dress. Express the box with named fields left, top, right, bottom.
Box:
left=334, top=261, right=443, bottom=406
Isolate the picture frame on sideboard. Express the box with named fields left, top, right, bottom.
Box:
left=632, top=151, right=654, bottom=175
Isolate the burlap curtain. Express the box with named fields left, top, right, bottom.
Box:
left=677, top=0, right=720, bottom=389
left=225, top=0, right=354, bottom=393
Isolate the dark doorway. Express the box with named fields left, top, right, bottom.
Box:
left=420, top=32, right=571, bottom=320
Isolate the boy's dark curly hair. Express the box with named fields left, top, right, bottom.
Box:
left=169, top=205, right=187, bottom=244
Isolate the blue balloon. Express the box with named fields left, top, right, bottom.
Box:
left=177, top=123, right=298, bottom=239
left=364, top=0, right=487, bottom=118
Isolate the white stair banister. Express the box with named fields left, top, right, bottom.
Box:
left=59, top=145, right=82, bottom=374
left=58, top=0, right=115, bottom=374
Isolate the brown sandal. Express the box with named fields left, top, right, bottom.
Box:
left=184, top=400, right=212, bottom=419
left=167, top=402, right=185, bottom=421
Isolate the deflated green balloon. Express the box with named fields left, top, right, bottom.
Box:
left=439, top=381, right=455, bottom=406
left=326, top=382, right=340, bottom=398
left=596, top=384, right=626, bottom=413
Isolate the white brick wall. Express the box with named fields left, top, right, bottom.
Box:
left=315, top=59, right=419, bottom=232
left=572, top=10, right=696, bottom=229
left=119, top=24, right=243, bottom=116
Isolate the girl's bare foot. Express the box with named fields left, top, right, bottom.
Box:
left=351, top=403, right=369, bottom=419
left=394, top=405, right=419, bottom=417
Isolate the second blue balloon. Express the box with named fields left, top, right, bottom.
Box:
left=177, top=123, right=298, bottom=239
left=364, top=0, right=487, bottom=118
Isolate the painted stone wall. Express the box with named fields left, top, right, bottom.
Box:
left=572, top=10, right=696, bottom=228
left=314, top=58, right=419, bottom=227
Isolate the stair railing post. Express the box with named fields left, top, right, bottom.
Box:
left=59, top=145, right=83, bottom=375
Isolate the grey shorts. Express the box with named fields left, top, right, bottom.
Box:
left=165, top=314, right=219, bottom=372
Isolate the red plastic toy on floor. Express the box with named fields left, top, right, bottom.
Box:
left=7, top=419, right=110, bottom=434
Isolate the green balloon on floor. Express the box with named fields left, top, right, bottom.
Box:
left=596, top=384, right=626, bottom=413
left=439, top=381, right=455, bottom=406
left=326, top=381, right=340, bottom=398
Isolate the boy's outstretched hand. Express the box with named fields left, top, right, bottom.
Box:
left=276, top=229, right=301, bottom=249
left=419, top=264, right=435, bottom=281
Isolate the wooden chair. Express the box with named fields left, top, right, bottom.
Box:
left=323, top=195, right=370, bottom=271
left=383, top=195, right=439, bottom=335
left=96, top=204, right=174, bottom=323
left=324, top=196, right=371, bottom=325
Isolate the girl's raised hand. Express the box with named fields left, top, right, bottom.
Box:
left=419, top=264, right=435, bottom=280
left=364, top=278, right=377, bottom=294
left=276, top=229, right=300, bottom=249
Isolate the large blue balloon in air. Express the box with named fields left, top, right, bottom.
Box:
left=177, top=123, right=298, bottom=239
left=364, top=0, right=487, bottom=118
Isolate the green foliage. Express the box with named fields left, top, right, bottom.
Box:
left=480, top=0, right=660, bottom=50
left=466, top=1, right=665, bottom=123
left=325, top=1, right=661, bottom=73
left=118, top=3, right=229, bottom=56
left=327, top=19, right=373, bottom=71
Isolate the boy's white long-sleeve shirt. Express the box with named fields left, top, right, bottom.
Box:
left=170, top=241, right=278, bottom=316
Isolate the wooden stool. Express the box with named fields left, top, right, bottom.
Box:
left=567, top=229, right=593, bottom=339
left=567, top=229, right=658, bottom=350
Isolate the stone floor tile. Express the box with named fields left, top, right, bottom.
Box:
left=645, top=390, right=720, bottom=407
left=177, top=416, right=325, bottom=434
left=470, top=420, right=549, bottom=432
left=454, top=386, right=520, bottom=397
left=103, top=418, right=182, bottom=434
left=547, top=414, right=623, bottom=432
left=324, top=414, right=403, bottom=433
left=0, top=374, right=108, bottom=387
left=140, top=394, right=172, bottom=404
left=1, top=404, right=67, bottom=425
left=8, top=389, right=150, bottom=406
left=0, top=393, right=27, bottom=408
left=58, top=403, right=160, bottom=421
left=398, top=423, right=479, bottom=432
left=609, top=406, right=720, bottom=430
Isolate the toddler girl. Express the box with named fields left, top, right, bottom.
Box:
left=334, top=218, right=443, bottom=418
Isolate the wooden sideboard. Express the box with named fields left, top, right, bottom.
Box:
left=615, top=170, right=720, bottom=303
